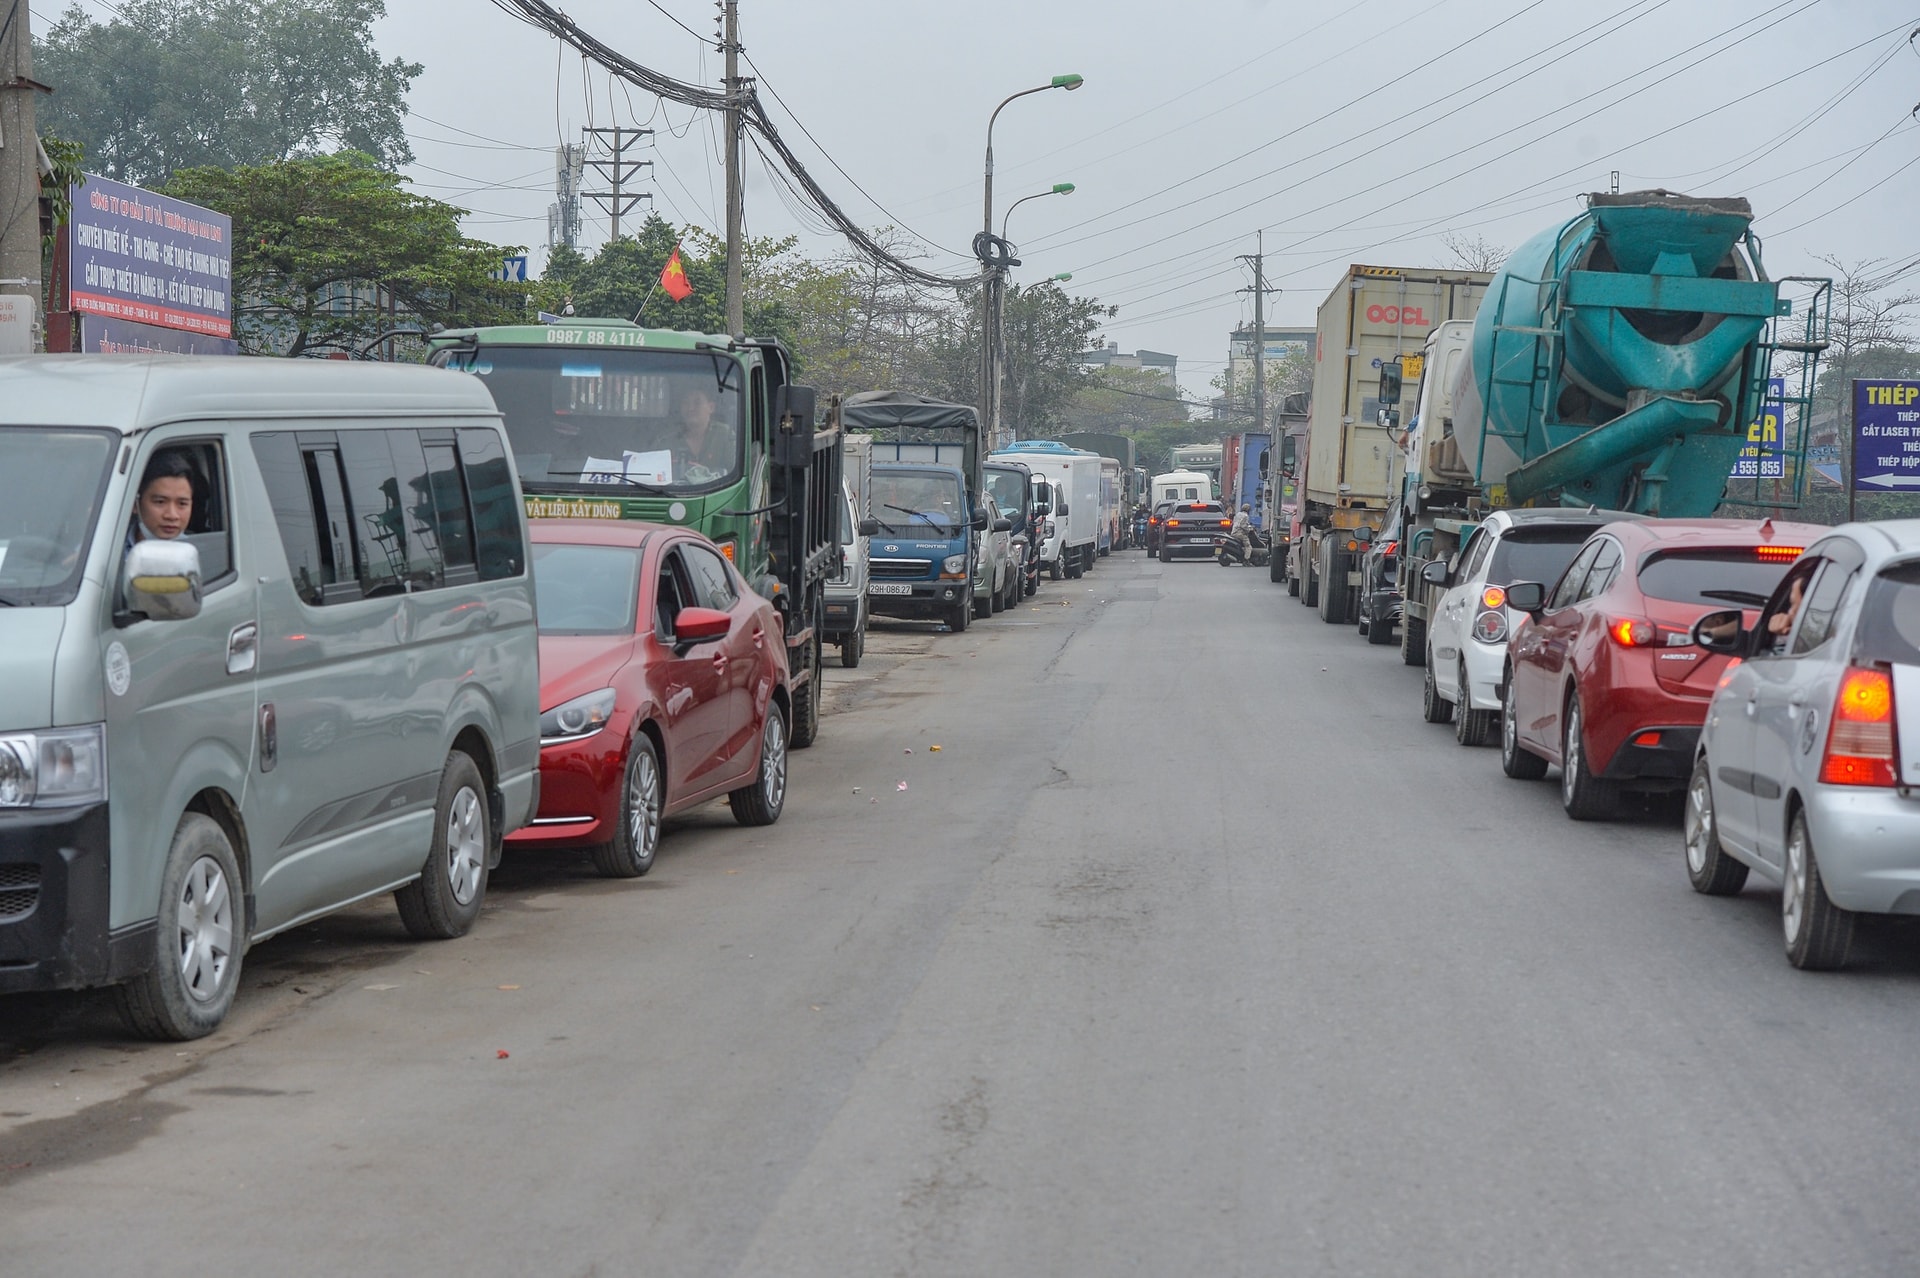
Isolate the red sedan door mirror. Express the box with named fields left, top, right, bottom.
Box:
left=674, top=606, right=732, bottom=645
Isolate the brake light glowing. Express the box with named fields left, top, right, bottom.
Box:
left=1480, top=585, right=1507, bottom=610
left=1381, top=540, right=1398, bottom=556
left=1220, top=519, right=1232, bottom=528
left=1148, top=517, right=1160, bottom=526
left=1610, top=618, right=1656, bottom=647
left=1819, top=666, right=1897, bottom=786
left=1167, top=519, right=1180, bottom=527
left=1754, top=545, right=1803, bottom=561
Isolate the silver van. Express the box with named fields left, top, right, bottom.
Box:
left=0, top=356, right=539, bottom=1038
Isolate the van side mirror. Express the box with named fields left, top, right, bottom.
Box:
left=1506, top=581, right=1546, bottom=614
left=971, top=504, right=990, bottom=531
left=1691, top=608, right=1746, bottom=655
left=123, top=539, right=203, bottom=622
left=859, top=517, right=880, bottom=537
left=993, top=517, right=1013, bottom=533
left=1421, top=560, right=1449, bottom=587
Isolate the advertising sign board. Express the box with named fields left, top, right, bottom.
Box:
left=67, top=174, right=232, bottom=337
left=1732, top=377, right=1786, bottom=479
left=1852, top=379, right=1920, bottom=491
left=80, top=315, right=238, bottom=356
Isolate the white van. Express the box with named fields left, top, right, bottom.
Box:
left=0, top=356, right=539, bottom=1039
left=1152, top=469, right=1214, bottom=506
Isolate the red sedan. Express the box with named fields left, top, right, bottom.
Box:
left=508, top=520, right=792, bottom=876
left=1499, top=518, right=1824, bottom=819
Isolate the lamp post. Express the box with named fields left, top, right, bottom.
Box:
left=981, top=75, right=1082, bottom=450
left=993, top=183, right=1076, bottom=445
left=1001, top=182, right=1076, bottom=242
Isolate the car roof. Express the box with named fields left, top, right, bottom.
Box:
left=0, top=354, right=498, bottom=432
left=1828, top=520, right=1920, bottom=557
left=1494, top=507, right=1640, bottom=528
left=1599, top=517, right=1829, bottom=549
left=527, top=519, right=665, bottom=548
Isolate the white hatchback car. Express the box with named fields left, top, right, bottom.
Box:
left=1420, top=508, right=1636, bottom=745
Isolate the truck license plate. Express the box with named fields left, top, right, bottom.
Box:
left=868, top=583, right=912, bottom=596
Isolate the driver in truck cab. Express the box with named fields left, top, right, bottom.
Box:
left=674, top=383, right=734, bottom=481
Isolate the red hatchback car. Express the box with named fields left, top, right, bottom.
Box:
left=507, top=520, right=791, bottom=876
left=1499, top=518, right=1825, bottom=819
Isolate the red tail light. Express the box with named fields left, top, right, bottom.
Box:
left=1820, top=666, right=1898, bottom=786
left=1166, top=519, right=1180, bottom=527
left=1380, top=540, right=1398, bottom=556
left=1754, top=545, right=1803, bottom=561
left=1609, top=618, right=1656, bottom=647
left=1148, top=517, right=1160, bottom=526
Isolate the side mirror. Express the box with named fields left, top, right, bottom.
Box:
left=1378, top=361, right=1403, bottom=406
left=1056, top=501, right=1069, bottom=517
left=674, top=606, right=732, bottom=648
left=773, top=383, right=817, bottom=431
left=971, top=504, right=990, bottom=531
left=993, top=518, right=1013, bottom=533
left=1421, top=560, right=1449, bottom=587
left=1691, top=608, right=1746, bottom=655
left=123, top=538, right=203, bottom=622
left=859, top=517, right=880, bottom=537
left=1031, top=504, right=1051, bottom=518
left=1506, top=581, right=1547, bottom=614
left=1258, top=452, right=1270, bottom=477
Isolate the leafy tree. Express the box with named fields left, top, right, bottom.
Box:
left=1209, top=346, right=1311, bottom=424
left=36, top=0, right=419, bottom=186
left=1054, top=365, right=1189, bottom=439
left=165, top=152, right=523, bottom=358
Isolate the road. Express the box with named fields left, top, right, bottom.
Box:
left=6, top=550, right=1920, bottom=1276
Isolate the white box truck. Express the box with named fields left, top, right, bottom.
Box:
left=991, top=441, right=1100, bottom=579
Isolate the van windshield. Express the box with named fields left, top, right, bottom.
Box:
left=872, top=470, right=964, bottom=535
left=985, top=469, right=1026, bottom=518
left=439, top=346, right=743, bottom=496
left=0, top=427, right=117, bottom=607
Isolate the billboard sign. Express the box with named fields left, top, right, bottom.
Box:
left=1732, top=377, right=1786, bottom=479
left=1852, top=379, right=1920, bottom=491
left=67, top=174, right=232, bottom=337
left=80, top=315, right=237, bottom=356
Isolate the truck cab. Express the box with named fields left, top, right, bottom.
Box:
left=867, top=462, right=985, bottom=633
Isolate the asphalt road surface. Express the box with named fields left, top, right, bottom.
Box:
left=7, top=550, right=1920, bottom=1276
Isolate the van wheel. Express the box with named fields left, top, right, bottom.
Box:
left=1559, top=695, right=1619, bottom=821
left=1783, top=809, right=1854, bottom=969
left=592, top=735, right=662, bottom=878
left=114, top=813, right=243, bottom=1041
left=840, top=628, right=864, bottom=669
left=729, top=702, right=789, bottom=827
left=1685, top=754, right=1749, bottom=896
left=395, top=752, right=490, bottom=940
left=789, top=629, right=823, bottom=749
left=1500, top=674, right=1549, bottom=779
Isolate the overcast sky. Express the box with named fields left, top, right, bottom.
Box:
left=130, top=1, right=1920, bottom=396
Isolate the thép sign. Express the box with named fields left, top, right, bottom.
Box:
left=1854, top=379, right=1920, bottom=491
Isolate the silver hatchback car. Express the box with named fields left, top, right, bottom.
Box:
left=1687, top=521, right=1920, bottom=969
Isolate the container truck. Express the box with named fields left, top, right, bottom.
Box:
left=1391, top=189, right=1829, bottom=669
left=1286, top=265, right=1492, bottom=624
left=992, top=440, right=1101, bottom=578
left=1059, top=431, right=1144, bottom=547
left=1098, top=456, right=1121, bottom=556
left=1220, top=432, right=1271, bottom=528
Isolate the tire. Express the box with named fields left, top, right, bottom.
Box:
left=1401, top=614, right=1426, bottom=667
left=1269, top=550, right=1286, bottom=584
left=1783, top=809, right=1854, bottom=969
left=1421, top=648, right=1454, bottom=724
left=395, top=752, right=491, bottom=940
left=591, top=734, right=662, bottom=878
left=1050, top=556, right=1063, bottom=580
left=1066, top=551, right=1083, bottom=579
left=1685, top=754, right=1749, bottom=896
left=1455, top=661, right=1497, bottom=745
left=1559, top=694, right=1619, bottom=821
left=729, top=701, right=789, bottom=827
left=947, top=599, right=970, bottom=633
left=788, top=625, right=824, bottom=749
left=1301, top=550, right=1319, bottom=607
left=1367, top=607, right=1396, bottom=645
left=1500, top=672, right=1549, bottom=780
left=113, top=813, right=244, bottom=1041
left=1356, top=609, right=1369, bottom=636
left=839, top=626, right=864, bottom=669
left=1318, top=543, right=1349, bottom=625
left=1286, top=563, right=1300, bottom=596
left=1025, top=571, right=1037, bottom=597
left=977, top=587, right=994, bottom=619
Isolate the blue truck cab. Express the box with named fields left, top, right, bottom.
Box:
left=866, top=461, right=982, bottom=633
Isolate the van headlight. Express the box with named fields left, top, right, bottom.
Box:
left=942, top=554, right=968, bottom=575
left=539, top=689, right=617, bottom=745
left=0, top=724, right=108, bottom=808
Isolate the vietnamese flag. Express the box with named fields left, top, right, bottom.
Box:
left=660, top=246, right=693, bottom=302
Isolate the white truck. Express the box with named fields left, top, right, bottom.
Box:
left=824, top=431, right=873, bottom=666
left=991, top=441, right=1101, bottom=579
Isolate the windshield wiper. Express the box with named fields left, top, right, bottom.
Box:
left=540, top=471, right=672, bottom=495
left=884, top=503, right=947, bottom=528
left=1699, top=589, right=1771, bottom=606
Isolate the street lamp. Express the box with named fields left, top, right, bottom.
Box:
left=1051, top=272, right=1073, bottom=283
left=981, top=75, right=1084, bottom=448
left=1001, top=182, right=1076, bottom=241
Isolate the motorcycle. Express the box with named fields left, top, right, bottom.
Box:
left=1216, top=526, right=1271, bottom=568
left=1131, top=510, right=1149, bottom=547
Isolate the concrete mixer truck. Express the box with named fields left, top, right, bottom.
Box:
left=1392, top=189, right=1829, bottom=667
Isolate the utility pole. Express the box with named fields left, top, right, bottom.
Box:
left=1238, top=232, right=1277, bottom=432
left=721, top=0, right=744, bottom=336
left=582, top=127, right=652, bottom=243
left=1, top=0, right=43, bottom=351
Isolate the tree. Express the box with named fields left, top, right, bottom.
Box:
left=1210, top=346, right=1311, bottom=424
left=36, top=0, right=419, bottom=186
left=1441, top=231, right=1508, bottom=273
left=165, top=152, right=524, bottom=358
left=1055, top=365, right=1188, bottom=436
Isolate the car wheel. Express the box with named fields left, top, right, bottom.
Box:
left=1356, top=608, right=1370, bottom=635
left=1421, top=648, right=1454, bottom=724
left=1684, top=754, right=1748, bottom=895
left=1783, top=809, right=1854, bottom=969
left=729, top=701, right=788, bottom=827
left=840, top=627, right=864, bottom=669
left=1559, top=694, right=1619, bottom=821
left=1367, top=609, right=1396, bottom=645
left=1401, top=614, right=1426, bottom=667
left=395, top=751, right=491, bottom=940
left=113, top=813, right=243, bottom=1040
left=1455, top=661, right=1497, bottom=745
left=789, top=627, right=824, bottom=749
left=1500, top=672, right=1549, bottom=780
left=592, top=734, right=663, bottom=878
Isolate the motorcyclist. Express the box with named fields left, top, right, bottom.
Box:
left=1230, top=504, right=1254, bottom=562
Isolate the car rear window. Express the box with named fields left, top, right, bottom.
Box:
left=1854, top=561, right=1920, bottom=666
left=533, top=543, right=640, bottom=634
left=1636, top=549, right=1798, bottom=609
left=1487, top=527, right=1595, bottom=587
